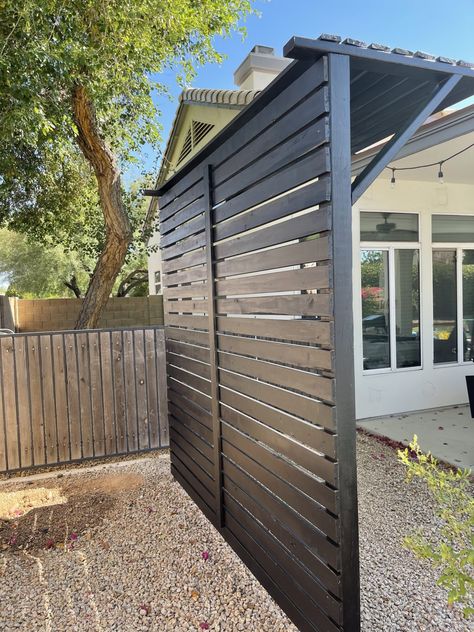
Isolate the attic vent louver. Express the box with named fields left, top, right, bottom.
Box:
left=192, top=120, right=214, bottom=146
left=176, top=120, right=215, bottom=166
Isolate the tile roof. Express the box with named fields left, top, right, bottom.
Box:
left=180, top=88, right=260, bottom=107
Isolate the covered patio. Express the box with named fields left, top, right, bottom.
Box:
left=359, top=404, right=473, bottom=469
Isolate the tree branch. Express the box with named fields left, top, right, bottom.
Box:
left=116, top=269, right=148, bottom=297
left=64, top=274, right=82, bottom=298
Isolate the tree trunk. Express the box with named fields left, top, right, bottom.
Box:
left=71, top=84, right=132, bottom=329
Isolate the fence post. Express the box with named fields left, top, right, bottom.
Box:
left=203, top=163, right=224, bottom=529
left=0, top=296, right=16, bottom=331
left=328, top=51, right=361, bottom=631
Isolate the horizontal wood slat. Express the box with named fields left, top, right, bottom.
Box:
left=215, top=237, right=330, bottom=278
left=214, top=178, right=330, bottom=243
left=222, top=437, right=340, bottom=574
left=162, top=248, right=206, bottom=274
left=220, top=388, right=336, bottom=463
left=216, top=316, right=333, bottom=346
left=213, top=86, right=329, bottom=188
left=160, top=197, right=205, bottom=235
left=164, top=284, right=208, bottom=300
left=217, top=334, right=334, bottom=371
left=161, top=231, right=206, bottom=261
left=160, top=214, right=205, bottom=248
left=216, top=293, right=332, bottom=317
left=164, top=264, right=207, bottom=286
left=223, top=458, right=339, bottom=570
left=216, top=265, right=330, bottom=297
left=159, top=179, right=203, bottom=222
left=166, top=327, right=209, bottom=348
left=215, top=207, right=330, bottom=260
left=219, top=369, right=334, bottom=431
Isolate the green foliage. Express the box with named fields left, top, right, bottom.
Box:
left=0, top=229, right=88, bottom=298
left=0, top=228, right=148, bottom=298
left=398, top=436, right=474, bottom=618
left=0, top=0, right=254, bottom=291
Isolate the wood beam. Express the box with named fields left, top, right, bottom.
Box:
left=328, top=52, right=361, bottom=632
left=351, top=74, right=462, bottom=203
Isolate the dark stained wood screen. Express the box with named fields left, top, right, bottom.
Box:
left=159, top=54, right=360, bottom=632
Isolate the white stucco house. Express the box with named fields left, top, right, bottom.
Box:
left=147, top=44, right=474, bottom=423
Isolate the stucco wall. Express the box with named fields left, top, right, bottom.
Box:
left=6, top=295, right=164, bottom=332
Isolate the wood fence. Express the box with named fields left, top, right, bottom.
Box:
left=0, top=326, right=168, bottom=473
left=156, top=53, right=359, bottom=632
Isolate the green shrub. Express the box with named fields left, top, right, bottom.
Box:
left=398, top=436, right=474, bottom=618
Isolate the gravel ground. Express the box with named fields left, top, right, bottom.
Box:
left=0, top=434, right=470, bottom=631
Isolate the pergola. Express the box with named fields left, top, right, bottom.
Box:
left=150, top=35, right=474, bottom=632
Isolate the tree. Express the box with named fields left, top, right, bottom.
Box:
left=0, top=228, right=150, bottom=299
left=0, top=229, right=88, bottom=298
left=1, top=0, right=253, bottom=327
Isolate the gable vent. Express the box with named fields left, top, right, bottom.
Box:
left=176, top=120, right=215, bottom=166
left=192, top=120, right=214, bottom=146
left=176, top=127, right=193, bottom=166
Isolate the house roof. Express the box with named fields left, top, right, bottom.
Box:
left=180, top=87, right=260, bottom=108
left=144, top=87, right=260, bottom=235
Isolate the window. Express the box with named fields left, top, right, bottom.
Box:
left=433, top=249, right=474, bottom=364
left=360, top=212, right=421, bottom=372
left=360, top=211, right=419, bottom=242
left=361, top=248, right=421, bottom=371
left=432, top=216, right=474, bottom=364
left=432, top=215, right=474, bottom=242
left=361, top=250, right=390, bottom=369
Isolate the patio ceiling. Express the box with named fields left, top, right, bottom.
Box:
left=379, top=132, right=474, bottom=184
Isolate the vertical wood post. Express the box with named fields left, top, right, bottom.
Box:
left=328, top=52, right=361, bottom=632
left=203, top=164, right=224, bottom=528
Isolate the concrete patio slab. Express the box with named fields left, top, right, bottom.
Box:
left=358, top=404, right=474, bottom=470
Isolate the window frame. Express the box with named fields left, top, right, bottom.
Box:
left=432, top=244, right=474, bottom=366
left=360, top=210, right=422, bottom=375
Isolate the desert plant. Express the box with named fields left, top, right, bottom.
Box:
left=398, top=436, right=474, bottom=618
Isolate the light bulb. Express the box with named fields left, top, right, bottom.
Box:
left=438, top=164, right=444, bottom=184
left=390, top=170, right=396, bottom=188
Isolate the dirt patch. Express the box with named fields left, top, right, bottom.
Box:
left=0, top=488, right=67, bottom=521
left=77, top=471, right=144, bottom=494
left=0, top=471, right=144, bottom=553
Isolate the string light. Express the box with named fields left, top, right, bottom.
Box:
left=438, top=162, right=444, bottom=184
left=390, top=168, right=396, bottom=188
left=386, top=142, right=474, bottom=185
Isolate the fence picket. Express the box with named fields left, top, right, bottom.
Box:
left=40, top=336, right=58, bottom=464
left=52, top=333, right=70, bottom=462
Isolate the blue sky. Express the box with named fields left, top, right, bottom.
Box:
left=137, top=0, right=474, bottom=179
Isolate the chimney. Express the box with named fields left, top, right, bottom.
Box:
left=233, top=45, right=291, bottom=91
